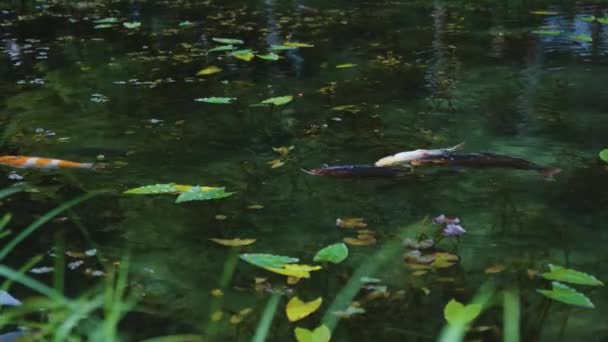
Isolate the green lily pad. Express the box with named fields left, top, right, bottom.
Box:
left=532, top=30, right=562, bottom=36
left=570, top=34, right=592, bottom=42
left=271, top=44, right=298, bottom=51
left=444, top=299, right=482, bottom=325
left=599, top=149, right=608, bottom=163
left=313, top=243, right=348, bottom=264
left=260, top=95, right=293, bottom=106
left=175, top=186, right=233, bottom=203
left=179, top=21, right=194, bottom=27
left=530, top=10, right=559, bottom=15
left=579, top=15, right=596, bottom=22
left=94, top=17, right=118, bottom=24
left=212, top=37, right=244, bottom=45
left=123, top=22, right=141, bottom=29
left=537, top=282, right=595, bottom=308
left=94, top=24, right=115, bottom=29
left=208, top=45, right=235, bottom=53
left=336, top=63, right=358, bottom=68
left=195, top=97, right=236, bottom=104
left=598, top=17, right=608, bottom=24
left=240, top=253, right=299, bottom=269
left=541, top=264, right=604, bottom=286
left=124, top=183, right=179, bottom=194
left=294, top=325, right=331, bottom=342
left=284, top=42, right=314, bottom=48
left=257, top=53, right=281, bottom=61
left=231, top=49, right=255, bottom=61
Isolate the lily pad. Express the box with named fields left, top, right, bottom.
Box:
left=541, top=264, right=604, bottom=286
left=579, top=15, right=596, bottom=22
left=257, top=53, right=281, bottom=61
left=260, top=95, right=293, bottom=106
left=284, top=42, right=314, bottom=48
left=599, top=149, right=608, bottom=163
left=240, top=253, right=299, bottom=269
left=175, top=186, right=233, bottom=203
left=537, top=282, right=595, bottom=308
left=179, top=21, right=194, bottom=27
left=124, top=183, right=179, bottom=194
left=94, top=17, right=118, bottom=24
left=271, top=44, right=298, bottom=51
left=598, top=17, right=608, bottom=24
left=208, top=45, right=235, bottom=53
left=210, top=238, right=256, bottom=247
left=313, top=243, right=349, bottom=264
left=212, top=37, right=244, bottom=45
left=123, top=22, right=141, bottom=29
left=336, top=63, right=357, bottom=68
left=294, top=325, right=331, bottom=342
left=286, top=297, right=323, bottom=322
left=443, top=299, right=482, bottom=325
left=94, top=24, right=115, bottom=29
left=532, top=30, right=562, bottom=36
left=530, top=10, right=559, bottom=15
left=231, top=49, right=255, bottom=61
left=195, top=97, right=236, bottom=104
left=570, top=34, right=592, bottom=42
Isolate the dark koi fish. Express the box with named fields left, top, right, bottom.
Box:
left=303, top=164, right=410, bottom=178
left=410, top=153, right=561, bottom=180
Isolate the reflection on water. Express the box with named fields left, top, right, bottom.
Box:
left=1, top=0, right=608, bottom=340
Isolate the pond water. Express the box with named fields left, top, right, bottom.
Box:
left=1, top=0, right=608, bottom=340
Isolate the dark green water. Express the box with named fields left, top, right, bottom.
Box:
left=1, top=0, right=608, bottom=340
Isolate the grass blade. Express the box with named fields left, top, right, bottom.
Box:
left=0, top=265, right=68, bottom=304
left=252, top=292, right=282, bottom=342
left=503, top=288, right=520, bottom=342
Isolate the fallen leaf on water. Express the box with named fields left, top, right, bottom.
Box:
left=210, top=238, right=256, bottom=247
left=294, top=325, right=331, bottom=342
left=485, top=264, right=506, bottom=274
left=66, top=251, right=87, bottom=259
left=431, top=252, right=459, bottom=269
left=196, top=66, right=222, bottom=76
left=336, top=217, right=367, bottom=229
left=284, top=41, right=315, bottom=48
left=286, top=297, right=323, bottom=322
left=210, top=289, right=224, bottom=297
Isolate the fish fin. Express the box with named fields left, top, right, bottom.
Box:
left=446, top=141, right=465, bottom=153
left=541, top=168, right=561, bottom=181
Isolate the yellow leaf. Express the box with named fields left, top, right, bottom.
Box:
left=485, top=264, right=506, bottom=274
left=336, top=217, right=367, bottom=229
left=211, top=311, right=223, bottom=321
left=215, top=214, right=227, bottom=220
left=272, top=146, right=294, bottom=156
left=336, top=63, right=357, bottom=68
left=286, top=297, right=323, bottom=322
left=343, top=236, right=376, bottom=246
left=421, top=287, right=431, bottom=295
left=196, top=66, right=222, bottom=76
left=268, top=159, right=285, bottom=168
left=210, top=288, right=224, bottom=297
left=294, top=325, right=331, bottom=342
left=284, top=41, right=315, bottom=48
left=229, top=314, right=243, bottom=325
left=209, top=238, right=256, bottom=247
left=265, top=266, right=310, bottom=278
left=412, top=270, right=428, bottom=277
left=247, top=204, right=264, bottom=209
left=284, top=264, right=322, bottom=272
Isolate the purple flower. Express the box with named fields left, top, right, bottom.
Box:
left=443, top=223, right=466, bottom=236
left=433, top=214, right=446, bottom=225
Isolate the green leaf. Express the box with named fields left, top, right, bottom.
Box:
left=537, top=282, right=595, bottom=308
left=284, top=42, right=314, bottom=48
left=599, top=149, right=608, bottom=163
left=124, top=183, right=179, bottom=195
left=530, top=10, right=559, bottom=15
left=94, top=17, right=118, bottom=24
left=271, top=45, right=298, bottom=51
left=94, top=24, right=115, bottom=29
left=257, top=53, right=281, bottom=61
left=313, top=243, right=348, bottom=264
left=231, top=49, right=255, bottom=61
left=541, top=264, right=604, bottom=286
left=294, top=325, right=331, bottom=342
left=208, top=45, right=235, bottom=53
left=123, top=22, right=141, bottom=29
left=195, top=97, right=236, bottom=104
left=443, top=299, right=482, bottom=325
left=179, top=21, right=194, bottom=27
left=212, top=37, right=244, bottom=45
left=579, top=15, right=596, bottom=22
left=175, top=186, right=233, bottom=203
left=570, top=34, right=592, bottom=42
left=240, top=253, right=299, bottom=269
left=532, top=30, right=562, bottom=36
left=260, top=95, right=293, bottom=106
left=598, top=17, right=608, bottom=24
left=336, top=63, right=357, bottom=68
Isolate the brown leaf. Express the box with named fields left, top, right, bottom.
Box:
left=485, top=264, right=506, bottom=274
left=336, top=217, right=367, bottom=229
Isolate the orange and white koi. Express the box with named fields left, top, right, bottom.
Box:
left=375, top=142, right=465, bottom=167
left=0, top=156, right=94, bottom=170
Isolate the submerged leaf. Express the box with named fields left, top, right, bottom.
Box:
left=195, top=97, right=236, bottom=104
left=257, top=53, right=281, bottom=61
left=444, top=299, right=482, bottom=325
left=541, top=264, right=604, bottom=286
left=175, top=186, right=233, bottom=203
left=260, top=96, right=293, bottom=106
left=231, top=49, right=255, bottom=61
left=196, top=66, right=222, bottom=76
left=294, top=325, right=331, bottom=342
left=210, top=238, right=256, bottom=247
left=212, top=37, right=244, bottom=45
left=569, top=34, right=592, bottom=42
left=208, top=45, right=235, bottom=53
left=286, top=297, right=323, bottom=322
left=313, top=243, right=349, bottom=264
left=537, top=282, right=594, bottom=308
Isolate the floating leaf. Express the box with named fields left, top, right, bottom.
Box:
left=240, top=253, right=299, bottom=269
left=271, top=44, right=298, bottom=51
left=570, top=34, right=592, bottom=42
left=333, top=305, right=366, bottom=318
left=257, top=53, right=281, bottom=61
left=124, top=183, right=179, bottom=194
left=598, top=17, right=608, bottom=24
left=196, top=66, right=222, bottom=76
left=94, top=24, right=114, bottom=29
left=195, top=97, right=236, bottom=104
left=212, top=37, right=244, bottom=45
left=332, top=105, right=362, bottom=113
left=599, top=149, right=608, bottom=163
left=210, top=238, right=256, bottom=247
left=175, top=186, right=233, bottom=203
left=336, top=63, right=357, bottom=68
left=265, top=264, right=322, bottom=278
left=537, top=282, right=594, bottom=308
left=94, top=17, right=118, bottom=24
left=579, top=15, right=596, bottom=22
left=343, top=235, right=376, bottom=246
left=336, top=217, right=367, bottom=229
left=261, top=95, right=293, bottom=106
left=485, top=264, right=506, bottom=274
left=208, top=45, right=235, bottom=53
left=294, top=325, right=331, bottom=342
left=247, top=204, right=264, bottom=209
left=210, top=289, right=224, bottom=297
left=286, top=297, right=323, bottom=322
left=179, top=21, right=194, bottom=27
left=284, top=42, right=314, bottom=48
left=530, top=10, right=559, bottom=15
left=268, top=159, right=285, bottom=168
left=313, top=243, right=349, bottom=264
left=123, top=22, right=141, bottom=29
left=532, top=30, right=562, bottom=36
left=231, top=49, right=255, bottom=61
left=272, top=146, right=294, bottom=156
left=541, top=264, right=604, bottom=286
left=431, top=252, right=459, bottom=269
left=444, top=299, right=482, bottom=325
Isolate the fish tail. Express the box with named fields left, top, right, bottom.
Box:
left=446, top=141, right=465, bottom=153
left=541, top=167, right=561, bottom=181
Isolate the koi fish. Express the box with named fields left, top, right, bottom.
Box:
left=375, top=142, right=465, bottom=167
left=303, top=165, right=410, bottom=177
left=0, top=156, right=94, bottom=170
left=410, top=153, right=561, bottom=180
